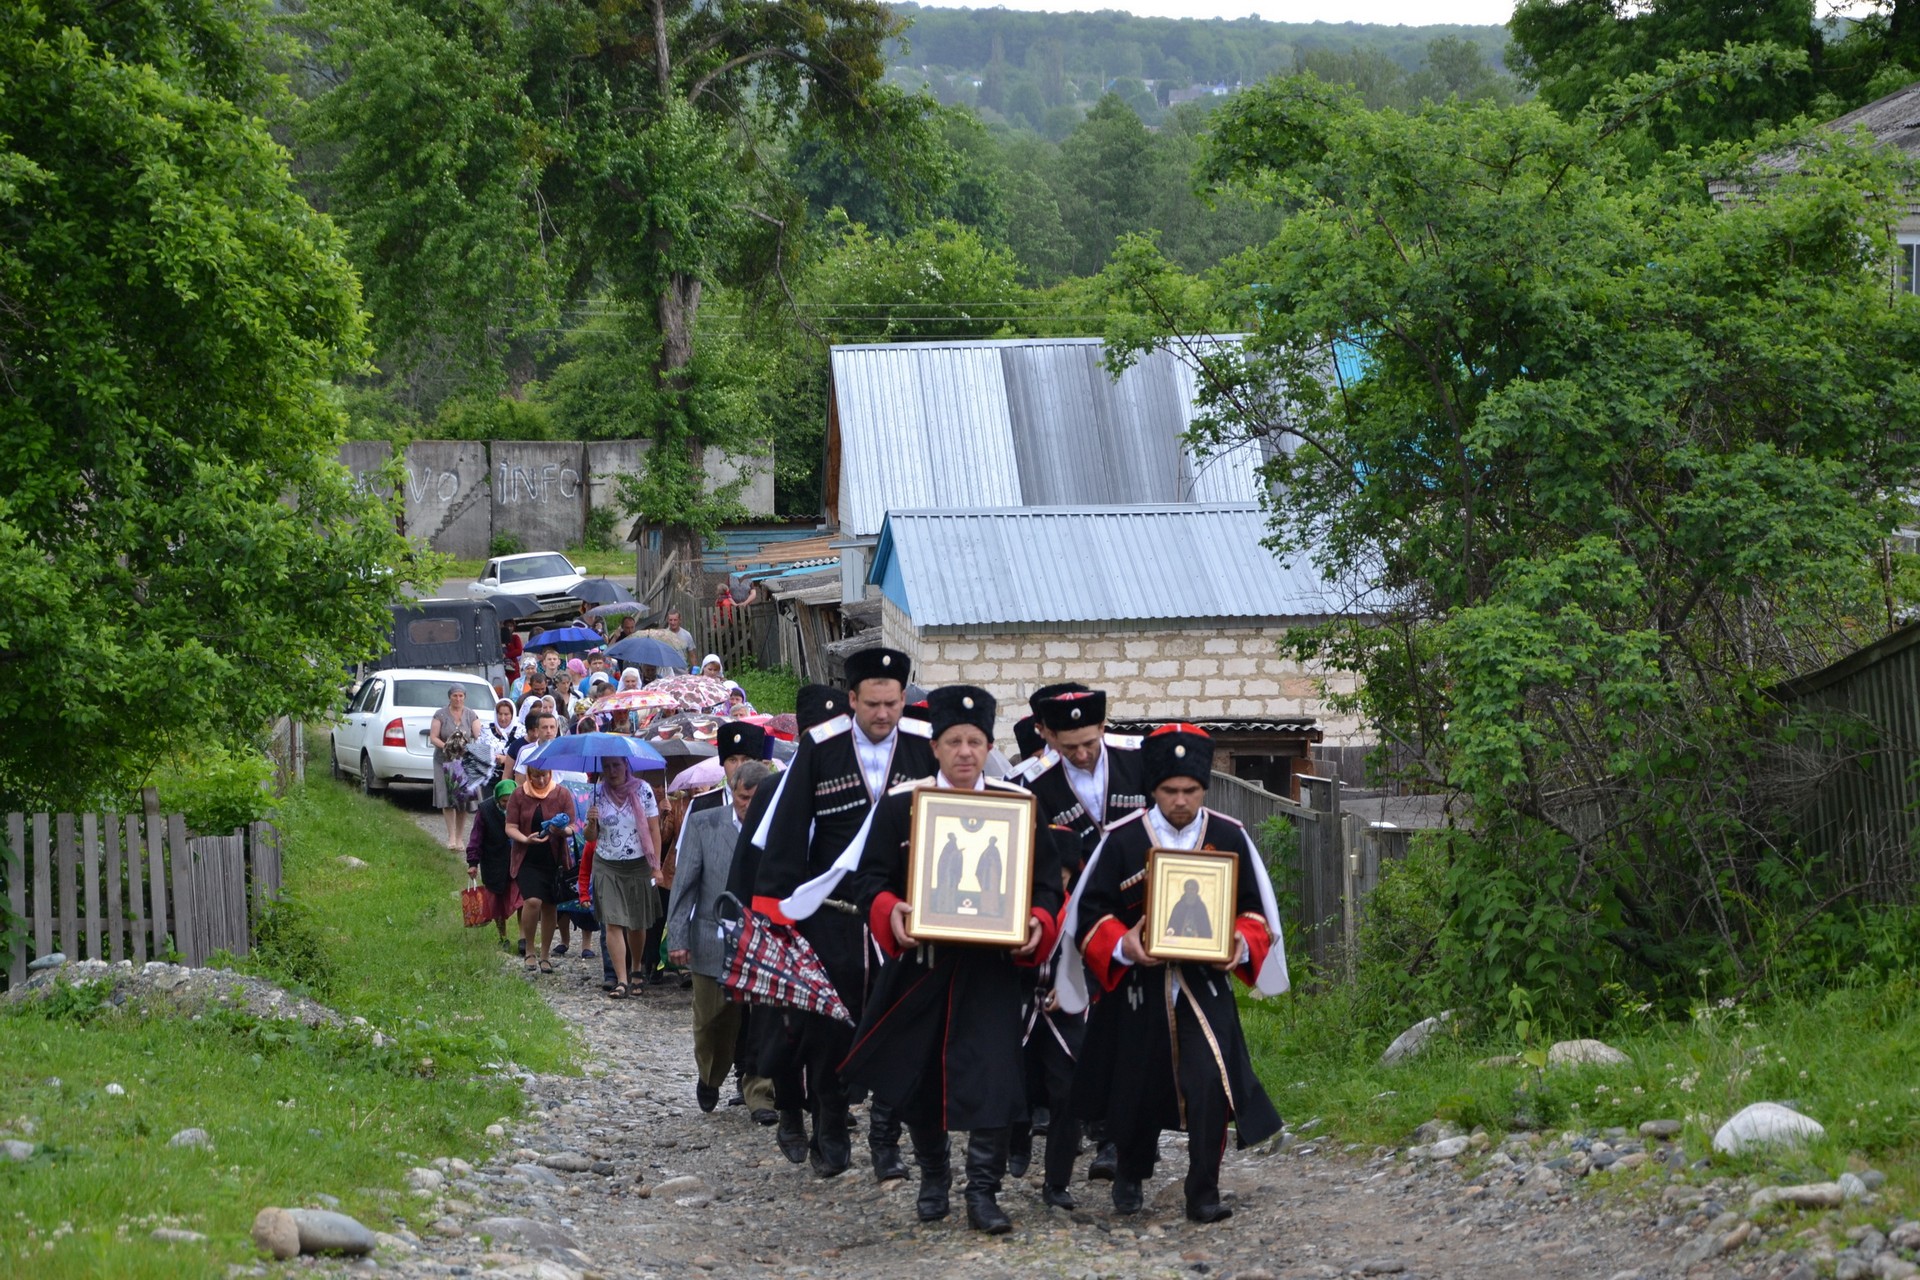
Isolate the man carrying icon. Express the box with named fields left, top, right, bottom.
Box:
left=1063, top=723, right=1288, bottom=1225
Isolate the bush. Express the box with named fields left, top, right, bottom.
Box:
left=245, top=897, right=336, bottom=998
left=149, top=742, right=275, bottom=835
left=582, top=505, right=619, bottom=552
left=489, top=531, right=524, bottom=558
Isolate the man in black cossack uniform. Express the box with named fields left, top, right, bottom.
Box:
left=1015, top=685, right=1148, bottom=1193
left=1066, top=723, right=1287, bottom=1224
left=750, top=649, right=934, bottom=1179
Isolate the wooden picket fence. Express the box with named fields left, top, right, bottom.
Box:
left=1, top=804, right=282, bottom=989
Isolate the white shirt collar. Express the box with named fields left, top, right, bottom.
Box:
left=935, top=771, right=987, bottom=791
left=1147, top=806, right=1203, bottom=850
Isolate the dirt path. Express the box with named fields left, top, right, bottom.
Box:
left=367, top=799, right=1694, bottom=1280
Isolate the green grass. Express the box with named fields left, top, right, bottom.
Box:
left=1244, top=975, right=1920, bottom=1203
left=441, top=546, right=633, bottom=581
left=0, top=779, right=579, bottom=1278
left=734, top=662, right=800, bottom=714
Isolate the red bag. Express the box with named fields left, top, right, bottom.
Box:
left=461, top=885, right=489, bottom=928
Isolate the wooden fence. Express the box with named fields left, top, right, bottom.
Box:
left=1209, top=771, right=1427, bottom=984
left=1, top=803, right=282, bottom=988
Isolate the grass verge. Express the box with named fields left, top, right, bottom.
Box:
left=441, top=547, right=633, bottom=581
left=1244, top=975, right=1920, bottom=1198
left=734, top=662, right=800, bottom=714
left=0, top=779, right=578, bottom=1279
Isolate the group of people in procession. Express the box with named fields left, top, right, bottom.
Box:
left=448, top=633, right=1289, bottom=1236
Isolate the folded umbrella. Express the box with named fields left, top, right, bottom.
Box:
left=568, top=578, right=635, bottom=605
left=518, top=731, right=667, bottom=773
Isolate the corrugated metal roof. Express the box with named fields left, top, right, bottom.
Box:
left=870, top=504, right=1336, bottom=627
left=831, top=337, right=1268, bottom=537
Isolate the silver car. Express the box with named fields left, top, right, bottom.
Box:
left=466, top=551, right=586, bottom=623
left=332, top=669, right=498, bottom=793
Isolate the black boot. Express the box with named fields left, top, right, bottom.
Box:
left=910, top=1124, right=951, bottom=1222
left=810, top=1099, right=851, bottom=1178
left=775, top=1109, right=808, bottom=1164
left=869, top=1100, right=909, bottom=1183
left=964, top=1128, right=1013, bottom=1234
left=1111, top=1176, right=1143, bottom=1214
left=1088, top=1140, right=1119, bottom=1182
left=1007, top=1121, right=1032, bottom=1179
left=1041, top=1182, right=1076, bottom=1210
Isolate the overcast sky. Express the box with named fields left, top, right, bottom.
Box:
left=907, top=0, right=1523, bottom=25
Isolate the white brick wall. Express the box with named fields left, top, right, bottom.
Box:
left=902, top=624, right=1366, bottom=745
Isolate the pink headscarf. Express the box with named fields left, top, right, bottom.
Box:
left=597, top=759, right=660, bottom=870
left=566, top=657, right=588, bottom=678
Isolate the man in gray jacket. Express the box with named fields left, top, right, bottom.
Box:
left=668, top=761, right=775, bottom=1117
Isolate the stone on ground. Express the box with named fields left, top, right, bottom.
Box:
left=287, top=1208, right=376, bottom=1255
left=167, top=1127, right=211, bottom=1149
left=252, top=1207, right=301, bottom=1260
left=1713, top=1102, right=1825, bottom=1155
left=1545, top=1038, right=1629, bottom=1068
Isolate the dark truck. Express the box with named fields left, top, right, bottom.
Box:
left=376, top=598, right=509, bottom=686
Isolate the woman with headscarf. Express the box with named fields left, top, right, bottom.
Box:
left=505, top=759, right=579, bottom=974
left=466, top=779, right=521, bottom=952
left=586, top=756, right=662, bottom=997
left=429, top=685, right=484, bottom=850
left=700, top=653, right=724, bottom=680
left=618, top=667, right=643, bottom=691
left=484, top=698, right=525, bottom=785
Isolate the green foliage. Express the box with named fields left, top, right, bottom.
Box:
left=149, top=743, right=276, bottom=836
left=733, top=663, right=801, bottom=715
left=434, top=392, right=555, bottom=442
left=297, top=0, right=912, bottom=531
left=1105, top=75, right=1920, bottom=1023
left=803, top=216, right=1029, bottom=342
left=245, top=897, right=337, bottom=998
left=581, top=507, right=619, bottom=554
left=0, top=0, right=423, bottom=811
left=488, top=531, right=524, bottom=558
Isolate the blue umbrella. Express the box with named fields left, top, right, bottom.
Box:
left=519, top=732, right=666, bottom=773
left=605, top=634, right=688, bottom=670
left=526, top=625, right=603, bottom=654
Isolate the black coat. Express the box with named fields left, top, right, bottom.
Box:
left=1022, top=743, right=1148, bottom=872
left=752, top=718, right=936, bottom=1014
left=1071, top=808, right=1282, bottom=1148
left=471, top=797, right=515, bottom=897
left=840, top=778, right=1069, bottom=1131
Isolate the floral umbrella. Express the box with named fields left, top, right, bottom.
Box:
left=643, top=673, right=730, bottom=713
left=590, top=688, right=681, bottom=716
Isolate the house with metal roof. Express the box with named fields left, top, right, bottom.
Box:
left=826, top=335, right=1281, bottom=600
left=868, top=504, right=1363, bottom=790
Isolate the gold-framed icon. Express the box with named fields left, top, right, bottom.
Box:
left=905, top=788, right=1037, bottom=947
left=1143, top=847, right=1240, bottom=964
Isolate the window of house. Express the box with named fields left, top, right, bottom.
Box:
left=1900, top=238, right=1920, bottom=295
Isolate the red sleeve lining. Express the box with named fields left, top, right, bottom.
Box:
left=869, top=891, right=906, bottom=959
left=1234, top=914, right=1271, bottom=987
left=1014, top=906, right=1058, bottom=968
left=1081, top=915, right=1131, bottom=992
left=751, top=894, right=795, bottom=927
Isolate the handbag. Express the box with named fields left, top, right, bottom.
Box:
left=716, top=892, right=854, bottom=1025
left=460, top=884, right=489, bottom=928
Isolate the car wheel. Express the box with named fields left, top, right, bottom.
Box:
left=360, top=751, right=386, bottom=795
left=330, top=737, right=344, bottom=781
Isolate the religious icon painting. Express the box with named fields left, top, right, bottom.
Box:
left=906, top=788, right=1037, bottom=947
left=1143, top=848, right=1240, bottom=965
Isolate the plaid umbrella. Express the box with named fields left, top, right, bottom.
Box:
left=642, top=674, right=730, bottom=713
left=716, top=894, right=853, bottom=1024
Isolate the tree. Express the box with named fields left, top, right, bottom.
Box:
left=300, top=0, right=922, bottom=536
left=0, top=0, right=420, bottom=809
left=1508, top=0, right=1825, bottom=148
left=1105, top=74, right=1920, bottom=1018
left=1056, top=94, right=1154, bottom=276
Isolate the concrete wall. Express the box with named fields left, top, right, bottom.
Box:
left=887, top=605, right=1366, bottom=746
left=489, top=440, right=585, bottom=551
left=586, top=440, right=649, bottom=551
left=402, top=440, right=490, bottom=559
left=340, top=440, right=393, bottom=500
left=703, top=446, right=776, bottom=518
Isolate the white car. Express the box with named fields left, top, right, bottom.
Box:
left=467, top=551, right=586, bottom=622
left=332, top=668, right=498, bottom=793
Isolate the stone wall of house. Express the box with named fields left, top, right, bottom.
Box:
left=878, top=599, right=1364, bottom=743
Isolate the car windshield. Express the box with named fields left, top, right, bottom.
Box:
left=499, top=554, right=573, bottom=584
left=391, top=679, right=493, bottom=709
